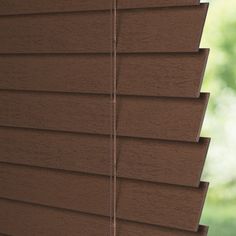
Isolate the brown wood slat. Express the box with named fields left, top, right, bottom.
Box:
left=0, top=127, right=210, bottom=187
left=0, top=199, right=208, bottom=236
left=0, top=163, right=208, bottom=231
left=0, top=50, right=209, bottom=98
left=0, top=4, right=208, bottom=53
left=118, top=0, right=200, bottom=9
left=0, top=91, right=209, bottom=142
left=0, top=0, right=200, bottom=16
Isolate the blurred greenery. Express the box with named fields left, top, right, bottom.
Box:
left=200, top=0, right=236, bottom=235
left=201, top=201, right=236, bottom=235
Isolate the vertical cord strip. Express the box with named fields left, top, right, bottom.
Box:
left=113, top=0, right=117, bottom=234
left=110, top=0, right=117, bottom=235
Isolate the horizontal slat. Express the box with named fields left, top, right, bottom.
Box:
left=0, top=0, right=200, bottom=16
left=0, top=50, right=209, bottom=98
left=0, top=199, right=208, bottom=236
left=0, top=4, right=208, bottom=53
left=118, top=0, right=200, bottom=9
left=0, top=91, right=209, bottom=142
left=0, top=127, right=209, bottom=187
left=0, top=163, right=208, bottom=231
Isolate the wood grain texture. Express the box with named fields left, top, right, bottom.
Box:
left=0, top=49, right=209, bottom=98
left=118, top=0, right=200, bottom=10
left=0, top=163, right=208, bottom=231
left=0, top=0, right=200, bottom=15
left=0, top=0, right=210, bottom=234
left=0, top=4, right=208, bottom=53
left=0, top=198, right=208, bottom=236
left=0, top=91, right=209, bottom=142
left=0, top=127, right=210, bottom=187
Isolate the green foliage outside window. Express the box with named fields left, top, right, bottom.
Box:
left=200, top=0, right=236, bottom=235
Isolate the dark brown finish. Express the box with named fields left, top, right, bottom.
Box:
left=0, top=127, right=210, bottom=187
left=118, top=0, right=200, bottom=9
left=0, top=49, right=209, bottom=98
left=0, top=0, right=200, bottom=16
left=0, top=91, right=209, bottom=142
left=0, top=0, right=210, bottom=234
left=0, top=198, right=208, bottom=236
left=0, top=163, right=208, bottom=231
left=0, top=4, right=208, bottom=53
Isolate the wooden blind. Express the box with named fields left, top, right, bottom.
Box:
left=0, top=1, right=210, bottom=236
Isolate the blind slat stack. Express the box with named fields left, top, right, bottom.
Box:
left=0, top=1, right=210, bottom=236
